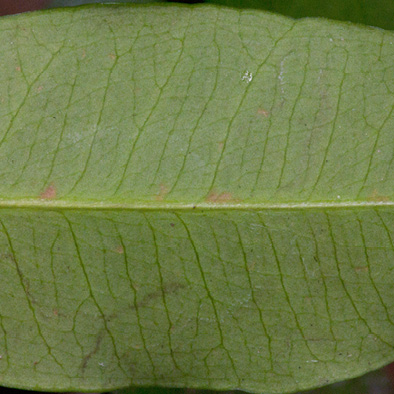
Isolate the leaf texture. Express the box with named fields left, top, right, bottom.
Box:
left=1, top=4, right=394, bottom=393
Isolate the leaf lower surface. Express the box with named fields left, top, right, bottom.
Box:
left=1, top=4, right=394, bottom=394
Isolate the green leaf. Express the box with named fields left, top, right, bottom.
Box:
left=1, top=4, right=394, bottom=394
left=205, top=0, right=394, bottom=30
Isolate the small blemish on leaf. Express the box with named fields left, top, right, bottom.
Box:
left=37, top=86, right=43, bottom=93
left=131, top=282, right=185, bottom=310
left=81, top=332, right=104, bottom=372
left=368, top=189, right=389, bottom=202
left=109, top=53, right=116, bottom=60
left=355, top=266, right=369, bottom=273
left=242, top=70, right=253, bottom=83
left=115, top=245, right=124, bottom=254
left=81, top=49, right=86, bottom=59
left=248, top=261, right=256, bottom=272
left=53, top=309, right=58, bottom=316
left=156, top=183, right=169, bottom=201
left=40, top=184, right=56, bottom=199
left=15, top=66, right=21, bottom=72
left=206, top=191, right=237, bottom=203
left=257, top=108, right=269, bottom=117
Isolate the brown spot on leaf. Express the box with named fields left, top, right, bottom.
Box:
left=355, top=266, right=369, bottom=273
left=53, top=309, right=58, bottom=316
left=81, top=331, right=104, bottom=372
left=37, top=86, right=43, bottom=92
left=248, top=261, right=256, bottom=272
left=368, top=190, right=389, bottom=202
left=40, top=184, right=56, bottom=199
left=109, top=53, right=116, bottom=60
left=81, top=49, right=86, bottom=59
left=156, top=183, right=169, bottom=201
left=206, top=191, right=238, bottom=203
left=4, top=253, right=37, bottom=304
left=15, top=66, right=21, bottom=72
left=131, top=282, right=186, bottom=310
left=257, top=108, right=269, bottom=117
left=115, top=245, right=124, bottom=254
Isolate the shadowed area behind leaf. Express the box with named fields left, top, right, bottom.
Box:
left=3, top=367, right=394, bottom=394
left=113, top=367, right=394, bottom=393
left=205, top=0, right=394, bottom=30
left=112, top=366, right=394, bottom=393
left=0, top=0, right=50, bottom=15
left=46, top=0, right=394, bottom=30
left=48, top=0, right=156, bottom=6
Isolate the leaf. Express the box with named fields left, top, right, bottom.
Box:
left=1, top=4, right=394, bottom=394
left=205, top=0, right=394, bottom=30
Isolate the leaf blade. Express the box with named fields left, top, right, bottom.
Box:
left=1, top=5, right=393, bottom=205
left=1, top=208, right=394, bottom=393
left=1, top=5, right=394, bottom=394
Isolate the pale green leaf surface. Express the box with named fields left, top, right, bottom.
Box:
left=1, top=4, right=394, bottom=394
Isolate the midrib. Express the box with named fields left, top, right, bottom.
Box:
left=0, top=199, right=391, bottom=210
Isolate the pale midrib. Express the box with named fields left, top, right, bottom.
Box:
left=0, top=198, right=392, bottom=210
